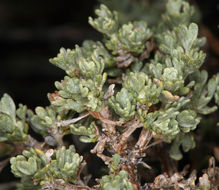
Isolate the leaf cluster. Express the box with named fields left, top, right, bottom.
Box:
left=0, top=0, right=218, bottom=189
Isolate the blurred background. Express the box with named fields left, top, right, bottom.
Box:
left=0, top=0, right=100, bottom=109
left=0, top=0, right=218, bottom=187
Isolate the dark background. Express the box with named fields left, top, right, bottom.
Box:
left=0, top=0, right=218, bottom=187
left=0, top=0, right=100, bottom=109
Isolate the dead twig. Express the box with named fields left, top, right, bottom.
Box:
left=139, top=39, right=154, bottom=61
left=116, top=43, right=135, bottom=68
left=103, top=84, right=115, bottom=100
left=115, top=120, right=143, bottom=153
left=56, top=112, right=90, bottom=127
left=89, top=111, right=124, bottom=126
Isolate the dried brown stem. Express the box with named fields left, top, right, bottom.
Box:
left=90, top=133, right=112, bottom=165
left=116, top=43, right=135, bottom=68
left=120, top=164, right=140, bottom=190
left=139, top=39, right=154, bottom=61
left=145, top=139, right=163, bottom=149
left=89, top=111, right=123, bottom=126
left=136, top=128, right=152, bottom=151
left=116, top=120, right=143, bottom=153
left=90, top=135, right=108, bottom=155
left=99, top=104, right=116, bottom=135
left=128, top=128, right=153, bottom=170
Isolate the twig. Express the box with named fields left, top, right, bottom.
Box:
left=139, top=39, right=154, bottom=61
left=98, top=117, right=123, bottom=126
left=120, top=121, right=143, bottom=145
left=128, top=129, right=152, bottom=168
left=136, top=128, right=152, bottom=151
left=115, top=121, right=143, bottom=153
left=56, top=113, right=90, bottom=127
left=138, top=161, right=152, bottom=169
left=25, top=135, right=42, bottom=149
left=53, top=133, right=64, bottom=147
left=145, top=139, right=163, bottom=149
left=89, top=111, right=124, bottom=126
left=90, top=135, right=108, bottom=155
left=103, top=84, right=115, bottom=99
left=99, top=104, right=116, bottom=135
left=90, top=134, right=112, bottom=165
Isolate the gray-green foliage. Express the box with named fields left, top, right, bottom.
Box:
left=49, top=146, right=82, bottom=183
left=189, top=71, right=219, bottom=114
left=89, top=4, right=119, bottom=37
left=0, top=94, right=28, bottom=142
left=50, top=40, right=114, bottom=77
left=109, top=88, right=136, bottom=121
left=10, top=145, right=82, bottom=185
left=100, top=170, right=134, bottom=190
left=30, top=106, right=58, bottom=136
left=144, top=98, right=201, bottom=141
left=169, top=133, right=195, bottom=160
left=88, top=0, right=218, bottom=159
left=51, top=75, right=106, bottom=112
left=109, top=72, right=162, bottom=121
left=89, top=4, right=151, bottom=55
left=10, top=148, right=50, bottom=181
left=99, top=0, right=173, bottom=27
left=49, top=41, right=109, bottom=113
left=161, top=0, right=196, bottom=29
left=1, top=0, right=219, bottom=189
left=70, top=121, right=98, bottom=143
left=118, top=21, right=152, bottom=53
left=154, top=23, right=206, bottom=92
left=110, top=154, right=121, bottom=171
left=215, top=85, right=219, bottom=105
left=6, top=0, right=218, bottom=160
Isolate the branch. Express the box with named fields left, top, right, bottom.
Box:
left=89, top=111, right=124, bottom=126
left=115, top=120, right=143, bottom=153
left=56, top=113, right=90, bottom=127
left=136, top=128, right=152, bottom=151
left=103, top=84, right=115, bottom=99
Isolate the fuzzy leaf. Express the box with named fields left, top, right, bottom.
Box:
left=89, top=4, right=119, bottom=36
left=100, top=170, right=134, bottom=190
left=109, top=88, right=136, bottom=120
left=177, top=110, right=200, bottom=133
left=0, top=94, right=28, bottom=142
left=119, top=21, right=151, bottom=53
